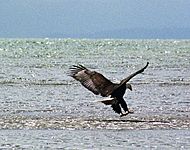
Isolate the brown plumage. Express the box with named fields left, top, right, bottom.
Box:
left=69, top=62, right=149, bottom=117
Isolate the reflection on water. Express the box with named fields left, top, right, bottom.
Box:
left=0, top=39, right=189, bottom=148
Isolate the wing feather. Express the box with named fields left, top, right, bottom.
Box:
left=109, top=62, right=149, bottom=95
left=69, top=64, right=115, bottom=96
left=69, top=65, right=99, bottom=95
left=120, top=62, right=149, bottom=84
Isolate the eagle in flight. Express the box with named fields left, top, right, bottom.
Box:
left=69, top=62, right=149, bottom=117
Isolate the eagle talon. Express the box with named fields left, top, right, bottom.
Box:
left=120, top=112, right=129, bottom=117
left=120, top=113, right=125, bottom=117
left=127, top=109, right=134, bottom=114
left=120, top=110, right=134, bottom=117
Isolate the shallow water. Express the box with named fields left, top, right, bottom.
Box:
left=0, top=39, right=189, bottom=149
left=0, top=130, right=189, bottom=149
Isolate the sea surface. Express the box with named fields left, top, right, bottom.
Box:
left=0, top=39, right=189, bottom=149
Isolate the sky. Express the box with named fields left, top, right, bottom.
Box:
left=0, top=0, right=190, bottom=38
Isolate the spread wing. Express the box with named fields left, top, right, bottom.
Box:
left=120, top=62, right=149, bottom=85
left=69, top=64, right=115, bottom=97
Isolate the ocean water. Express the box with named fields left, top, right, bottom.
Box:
left=0, top=39, right=189, bottom=149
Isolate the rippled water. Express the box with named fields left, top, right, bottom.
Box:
left=0, top=39, right=190, bottom=149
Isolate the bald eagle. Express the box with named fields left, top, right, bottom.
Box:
left=69, top=62, right=149, bottom=117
